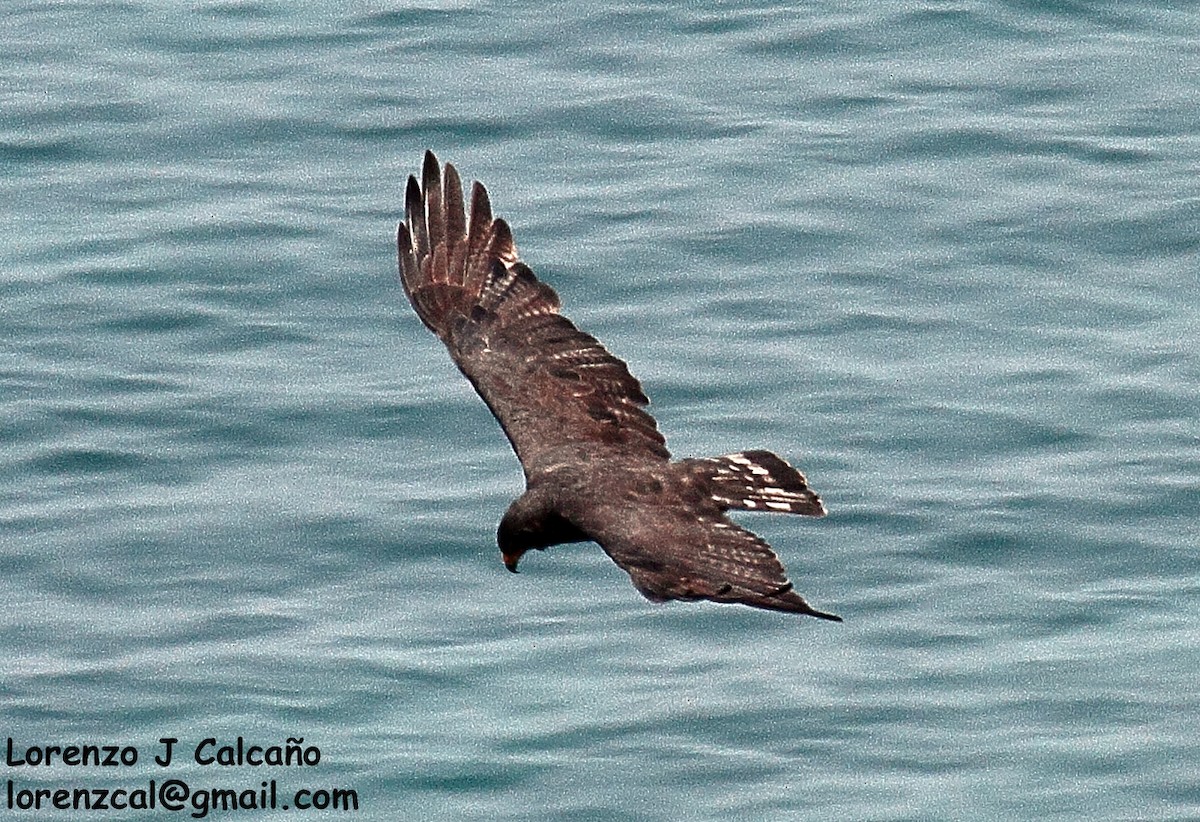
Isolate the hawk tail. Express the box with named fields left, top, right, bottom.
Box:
left=397, top=150, right=560, bottom=339
left=685, top=450, right=826, bottom=517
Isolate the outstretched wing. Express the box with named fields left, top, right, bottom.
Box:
left=585, top=502, right=840, bottom=620
left=397, top=151, right=668, bottom=477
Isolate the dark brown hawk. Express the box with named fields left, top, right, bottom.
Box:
left=397, top=151, right=840, bottom=620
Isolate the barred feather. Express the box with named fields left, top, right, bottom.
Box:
left=396, top=151, right=668, bottom=471
left=600, top=509, right=840, bottom=620
left=685, top=450, right=826, bottom=517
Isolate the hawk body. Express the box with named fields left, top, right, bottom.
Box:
left=398, top=151, right=839, bottom=620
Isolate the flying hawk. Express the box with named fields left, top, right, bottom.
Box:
left=397, top=151, right=840, bottom=620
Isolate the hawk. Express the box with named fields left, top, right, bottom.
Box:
left=397, top=151, right=840, bottom=620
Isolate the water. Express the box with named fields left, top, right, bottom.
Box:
left=3, top=2, right=1199, bottom=819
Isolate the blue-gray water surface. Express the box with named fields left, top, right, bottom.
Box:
left=3, top=2, right=1199, bottom=819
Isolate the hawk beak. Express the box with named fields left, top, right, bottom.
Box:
left=502, top=550, right=521, bottom=573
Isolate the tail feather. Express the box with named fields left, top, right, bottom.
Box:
left=686, top=450, right=826, bottom=517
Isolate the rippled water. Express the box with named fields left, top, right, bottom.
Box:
left=3, top=2, right=1199, bottom=819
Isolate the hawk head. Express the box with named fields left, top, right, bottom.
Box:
left=496, top=489, right=588, bottom=573
left=496, top=511, right=541, bottom=573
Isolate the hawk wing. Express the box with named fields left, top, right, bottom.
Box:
left=397, top=151, right=668, bottom=477
left=584, top=501, right=841, bottom=620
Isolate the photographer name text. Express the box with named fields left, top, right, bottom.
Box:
left=6, top=737, right=321, bottom=769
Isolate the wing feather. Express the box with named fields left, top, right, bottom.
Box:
left=398, top=151, right=669, bottom=476
left=585, top=503, right=840, bottom=620
left=443, top=163, right=467, bottom=284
